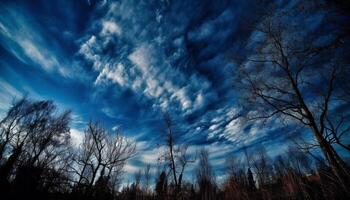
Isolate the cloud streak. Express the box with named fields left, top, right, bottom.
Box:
left=0, top=4, right=86, bottom=80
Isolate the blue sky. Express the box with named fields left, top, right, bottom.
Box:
left=0, top=0, right=341, bottom=184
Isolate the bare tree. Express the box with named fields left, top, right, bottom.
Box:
left=72, top=121, right=136, bottom=195
left=251, top=146, right=271, bottom=188
left=225, top=156, right=243, bottom=179
left=143, top=164, right=152, bottom=194
left=196, top=148, right=216, bottom=200
left=160, top=114, right=194, bottom=197
left=23, top=108, right=71, bottom=167
left=0, top=97, right=71, bottom=189
left=234, top=3, right=350, bottom=189
left=134, top=169, right=142, bottom=187
left=155, top=170, right=168, bottom=199
left=324, top=113, right=350, bottom=152
left=0, top=98, right=28, bottom=161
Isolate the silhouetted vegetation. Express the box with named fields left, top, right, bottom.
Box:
left=0, top=97, right=136, bottom=200
left=0, top=97, right=349, bottom=200
left=1, top=1, right=349, bottom=200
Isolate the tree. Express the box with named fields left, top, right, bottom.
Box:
left=251, top=146, right=271, bottom=187
left=71, top=121, right=136, bottom=196
left=0, top=98, right=27, bottom=161
left=196, top=148, right=216, bottom=200
left=143, top=164, right=152, bottom=194
left=234, top=1, right=350, bottom=190
left=0, top=97, right=71, bottom=191
left=134, top=169, right=142, bottom=188
left=155, top=171, right=168, bottom=200
left=247, top=168, right=256, bottom=192
left=160, top=114, right=194, bottom=198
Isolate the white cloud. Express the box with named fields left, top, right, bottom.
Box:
left=78, top=1, right=218, bottom=114
left=133, top=141, right=164, bottom=164
left=70, top=113, right=86, bottom=129
left=124, top=163, right=140, bottom=174
left=0, top=79, right=21, bottom=97
left=0, top=79, right=22, bottom=112
left=101, top=107, right=117, bottom=118
left=128, top=44, right=152, bottom=71
left=126, top=44, right=209, bottom=113
left=223, top=118, right=242, bottom=138
left=0, top=5, right=81, bottom=79
left=70, top=128, right=84, bottom=148
left=101, top=20, right=122, bottom=36
left=112, top=125, right=121, bottom=131
left=84, top=41, right=202, bottom=113
left=20, top=39, right=58, bottom=71
left=95, top=63, right=127, bottom=86
left=139, top=150, right=160, bottom=164
left=79, top=35, right=102, bottom=70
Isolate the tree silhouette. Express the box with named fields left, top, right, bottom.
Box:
left=234, top=2, right=350, bottom=191
left=196, top=148, right=216, bottom=200
left=155, top=171, right=168, bottom=200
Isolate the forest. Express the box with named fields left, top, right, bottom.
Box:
left=0, top=0, right=350, bottom=199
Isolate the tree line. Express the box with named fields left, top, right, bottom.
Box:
left=0, top=97, right=349, bottom=200
left=0, top=97, right=135, bottom=199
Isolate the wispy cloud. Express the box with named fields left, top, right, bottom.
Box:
left=75, top=1, right=291, bottom=164
left=79, top=2, right=218, bottom=117
left=70, top=128, right=84, bottom=148
left=0, top=79, right=22, bottom=112
left=0, top=4, right=85, bottom=79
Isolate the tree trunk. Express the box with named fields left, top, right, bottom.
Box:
left=0, top=146, right=23, bottom=184
left=0, top=142, right=7, bottom=161
left=311, top=125, right=350, bottom=192
left=285, top=64, right=350, bottom=191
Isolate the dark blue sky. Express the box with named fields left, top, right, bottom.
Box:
left=0, top=0, right=336, bottom=183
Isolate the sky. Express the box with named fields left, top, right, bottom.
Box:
left=0, top=0, right=341, bottom=184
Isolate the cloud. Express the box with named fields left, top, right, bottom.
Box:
left=127, top=43, right=195, bottom=111
left=101, top=20, right=122, bottom=36
left=78, top=35, right=101, bottom=70
left=79, top=6, right=217, bottom=114
left=128, top=45, right=151, bottom=71
left=74, top=0, right=304, bottom=181
left=0, top=79, right=22, bottom=112
left=188, top=9, right=235, bottom=43
left=71, top=113, right=87, bottom=129
left=95, top=63, right=127, bottom=86
left=0, top=5, right=85, bottom=79
left=47, top=0, right=299, bottom=179
left=70, top=128, right=84, bottom=148
left=124, top=163, right=139, bottom=174
left=20, top=39, right=59, bottom=72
